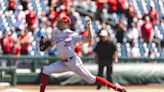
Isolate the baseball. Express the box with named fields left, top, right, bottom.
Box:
left=85, top=16, right=91, bottom=24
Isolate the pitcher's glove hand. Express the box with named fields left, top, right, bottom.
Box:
left=40, top=36, right=46, bottom=46
left=39, top=36, right=51, bottom=51
left=114, top=83, right=127, bottom=92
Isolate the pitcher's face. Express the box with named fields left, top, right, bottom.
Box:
left=57, top=19, right=69, bottom=30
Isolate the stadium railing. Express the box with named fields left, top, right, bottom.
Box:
left=0, top=55, right=164, bottom=68
left=0, top=66, right=16, bottom=86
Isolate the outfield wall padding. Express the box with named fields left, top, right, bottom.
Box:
left=3, top=63, right=164, bottom=85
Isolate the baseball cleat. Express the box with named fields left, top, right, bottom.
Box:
left=114, top=83, right=127, bottom=92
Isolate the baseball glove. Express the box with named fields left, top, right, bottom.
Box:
left=39, top=36, right=51, bottom=51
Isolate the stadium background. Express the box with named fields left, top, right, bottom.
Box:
left=0, top=0, right=164, bottom=92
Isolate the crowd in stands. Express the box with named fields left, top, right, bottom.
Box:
left=0, top=0, right=164, bottom=59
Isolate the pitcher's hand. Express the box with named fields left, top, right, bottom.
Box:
left=85, top=16, right=91, bottom=25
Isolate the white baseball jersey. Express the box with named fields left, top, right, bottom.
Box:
left=50, top=28, right=83, bottom=59
left=43, top=28, right=96, bottom=84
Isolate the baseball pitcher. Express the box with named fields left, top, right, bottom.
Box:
left=39, top=16, right=126, bottom=92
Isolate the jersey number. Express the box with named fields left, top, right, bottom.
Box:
left=64, top=41, right=71, bottom=46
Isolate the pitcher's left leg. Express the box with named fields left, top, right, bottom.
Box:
left=66, top=57, right=126, bottom=92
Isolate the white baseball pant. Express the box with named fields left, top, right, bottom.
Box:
left=42, top=56, right=96, bottom=84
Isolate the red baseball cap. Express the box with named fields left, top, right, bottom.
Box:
left=58, top=16, right=71, bottom=25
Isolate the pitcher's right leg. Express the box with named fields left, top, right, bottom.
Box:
left=40, top=61, right=69, bottom=92
left=40, top=73, right=48, bottom=92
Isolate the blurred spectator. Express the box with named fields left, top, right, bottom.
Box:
left=128, top=42, right=140, bottom=57
left=0, top=31, right=13, bottom=55
left=136, top=15, right=144, bottom=31
left=124, top=0, right=131, bottom=10
left=125, top=5, right=136, bottom=29
left=10, top=40, right=21, bottom=55
left=95, top=0, right=108, bottom=21
left=127, top=22, right=139, bottom=43
left=48, top=0, right=60, bottom=7
left=58, top=5, right=68, bottom=18
left=26, top=6, right=37, bottom=33
left=0, top=31, right=13, bottom=67
left=18, top=29, right=32, bottom=55
left=160, top=17, right=164, bottom=24
left=9, top=28, right=18, bottom=46
left=8, top=0, right=16, bottom=11
left=0, top=45, right=2, bottom=54
left=20, top=0, right=30, bottom=11
left=148, top=49, right=155, bottom=59
left=15, top=5, right=26, bottom=32
left=108, top=0, right=118, bottom=13
left=141, top=16, right=154, bottom=43
left=50, top=0, right=60, bottom=10
left=93, top=30, right=118, bottom=89
left=68, top=9, right=77, bottom=31
left=114, top=20, right=126, bottom=43
left=107, top=0, right=126, bottom=15
left=101, top=21, right=107, bottom=30
left=160, top=17, right=164, bottom=31
left=50, top=0, right=71, bottom=18
left=148, top=5, right=159, bottom=26
left=117, top=0, right=126, bottom=14
left=47, top=0, right=53, bottom=7
left=46, top=7, right=59, bottom=27
left=61, top=0, right=72, bottom=11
